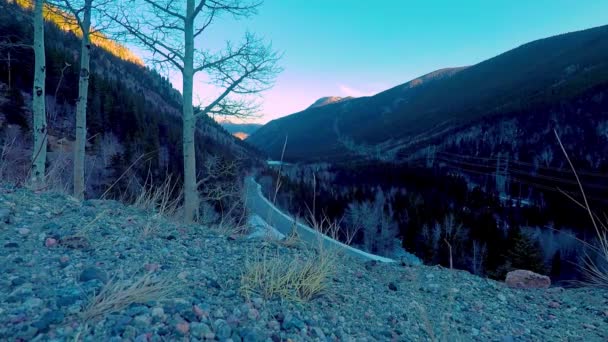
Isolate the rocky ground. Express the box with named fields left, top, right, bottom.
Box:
left=1, top=184, right=607, bottom=341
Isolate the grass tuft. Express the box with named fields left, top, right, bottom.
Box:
left=133, top=174, right=183, bottom=219
left=81, top=272, right=177, bottom=321
left=240, top=248, right=335, bottom=302
left=554, top=129, right=608, bottom=288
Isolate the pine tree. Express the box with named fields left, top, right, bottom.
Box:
left=506, top=227, right=546, bottom=274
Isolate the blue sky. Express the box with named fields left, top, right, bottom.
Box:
left=183, top=0, right=608, bottom=124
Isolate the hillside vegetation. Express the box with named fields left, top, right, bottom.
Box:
left=0, top=0, right=257, bottom=201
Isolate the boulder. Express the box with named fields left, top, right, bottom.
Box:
left=505, top=269, right=550, bottom=289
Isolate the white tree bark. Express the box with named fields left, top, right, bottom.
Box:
left=73, top=0, right=92, bottom=200
left=32, top=0, right=47, bottom=185
left=182, top=0, right=198, bottom=222
left=111, top=0, right=280, bottom=223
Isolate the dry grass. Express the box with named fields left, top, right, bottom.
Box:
left=138, top=218, right=162, bottom=239
left=554, top=130, right=608, bottom=287
left=240, top=247, right=336, bottom=302
left=241, top=136, right=338, bottom=302
left=305, top=172, right=359, bottom=246
left=275, top=220, right=301, bottom=248
left=0, top=127, right=35, bottom=186
left=44, top=151, right=73, bottom=195
left=306, top=208, right=358, bottom=247
left=81, top=272, right=177, bottom=322
left=198, top=156, right=250, bottom=235
left=212, top=185, right=250, bottom=236
left=133, top=173, right=183, bottom=219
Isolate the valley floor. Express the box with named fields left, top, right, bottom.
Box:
left=0, top=184, right=607, bottom=341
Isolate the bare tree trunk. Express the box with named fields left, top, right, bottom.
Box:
left=182, top=0, right=198, bottom=222
left=7, top=51, right=11, bottom=90
left=73, top=0, right=92, bottom=200
left=32, top=0, right=47, bottom=185
left=444, top=238, right=453, bottom=269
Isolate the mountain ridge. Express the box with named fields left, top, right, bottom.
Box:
left=247, top=24, right=608, bottom=162
left=307, top=96, right=354, bottom=109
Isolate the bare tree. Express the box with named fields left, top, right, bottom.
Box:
left=110, top=0, right=281, bottom=222
left=31, top=0, right=47, bottom=186
left=471, top=240, right=487, bottom=275
left=345, top=189, right=398, bottom=256
left=47, top=0, right=111, bottom=199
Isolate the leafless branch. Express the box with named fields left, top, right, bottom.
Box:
left=142, top=0, right=185, bottom=20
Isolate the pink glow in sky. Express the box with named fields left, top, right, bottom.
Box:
left=146, top=0, right=608, bottom=126
left=174, top=68, right=390, bottom=125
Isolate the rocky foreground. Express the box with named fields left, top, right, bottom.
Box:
left=1, top=184, right=607, bottom=341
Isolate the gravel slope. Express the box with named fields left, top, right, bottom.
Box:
left=1, top=184, right=607, bottom=341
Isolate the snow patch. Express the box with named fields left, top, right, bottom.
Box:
left=247, top=214, right=285, bottom=240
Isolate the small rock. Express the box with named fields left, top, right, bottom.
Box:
left=251, top=297, right=264, bottom=309
left=208, top=278, right=221, bottom=289
left=17, top=228, right=30, bottom=235
left=282, top=314, right=305, bottom=331
left=267, top=320, right=280, bottom=331
left=59, top=255, right=70, bottom=265
left=247, top=308, right=259, bottom=320
left=18, top=326, right=38, bottom=340
left=79, top=267, right=108, bottom=284
left=134, top=334, right=151, bottom=342
left=311, top=327, right=327, bottom=340
left=240, top=327, right=264, bottom=342
left=193, top=305, right=208, bottom=319
left=0, top=208, right=12, bottom=223
left=24, top=297, right=44, bottom=309
left=151, top=307, right=165, bottom=318
left=176, top=322, right=190, bottom=335
left=214, top=319, right=232, bottom=340
left=10, top=277, right=26, bottom=287
left=144, top=263, right=161, bottom=272
left=388, top=282, right=398, bottom=291
left=497, top=294, right=507, bottom=302
left=505, top=270, right=551, bottom=289
left=548, top=301, right=560, bottom=309
left=32, top=311, right=64, bottom=331
left=45, top=237, right=58, bottom=247
left=190, top=322, right=211, bottom=338
left=213, top=307, right=226, bottom=319
left=126, top=305, right=149, bottom=317
left=57, top=293, right=81, bottom=307
left=227, top=314, right=240, bottom=326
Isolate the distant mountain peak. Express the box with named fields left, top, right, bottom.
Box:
left=307, top=96, right=354, bottom=109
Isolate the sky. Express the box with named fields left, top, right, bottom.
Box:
left=158, top=0, right=608, bottom=124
